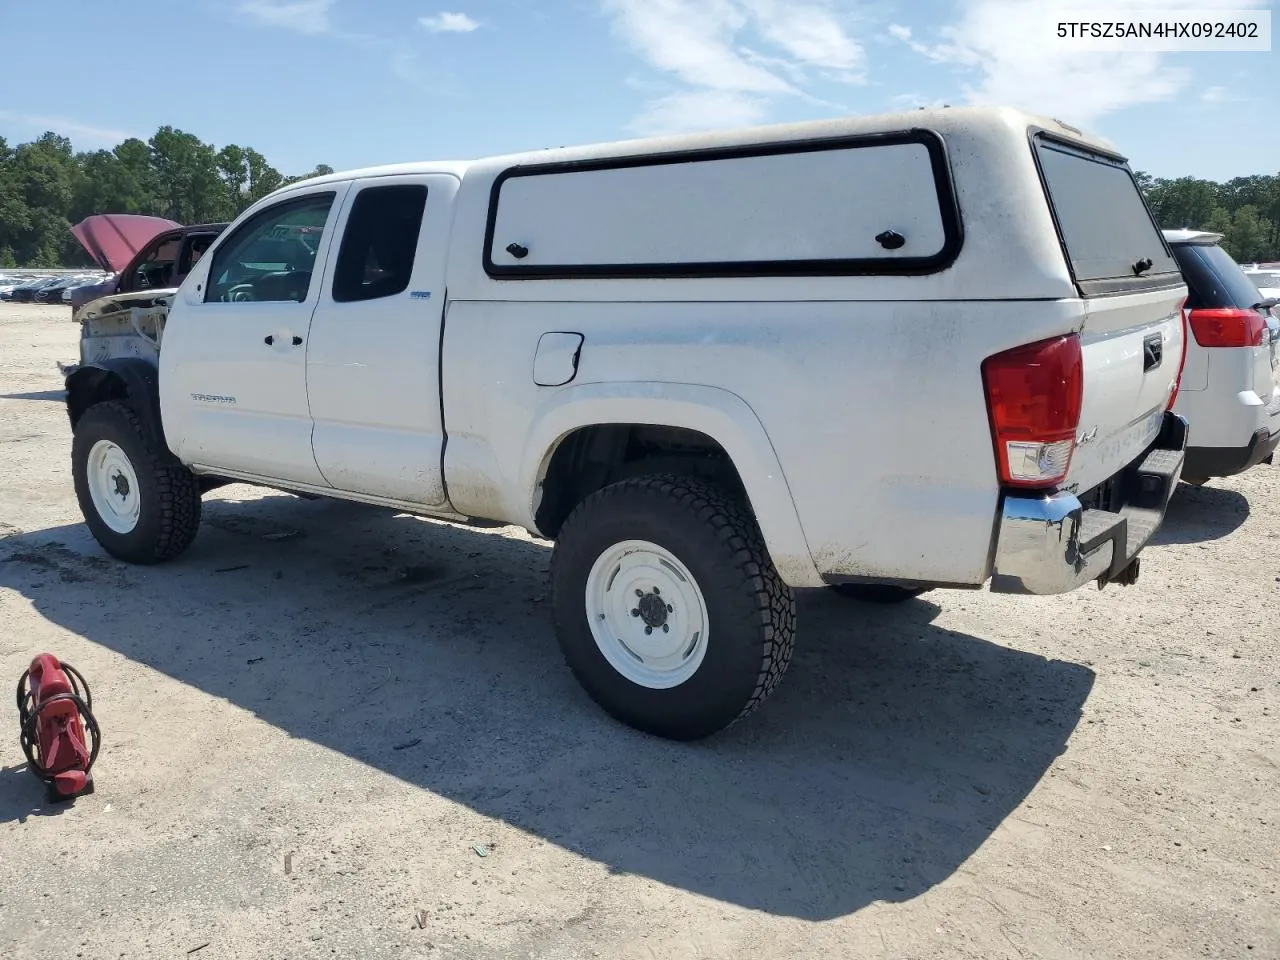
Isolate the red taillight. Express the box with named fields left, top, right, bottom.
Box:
left=1169, top=297, right=1189, bottom=411
left=1187, top=307, right=1267, bottom=347
left=982, top=334, right=1084, bottom=489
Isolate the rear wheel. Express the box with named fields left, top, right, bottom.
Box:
left=72, top=400, right=201, bottom=564
left=550, top=475, right=796, bottom=741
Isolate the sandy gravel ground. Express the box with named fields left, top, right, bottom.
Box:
left=0, top=302, right=1277, bottom=960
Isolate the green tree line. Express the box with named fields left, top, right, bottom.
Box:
left=1, top=126, right=1278, bottom=267
left=0, top=126, right=331, bottom=267
left=1136, top=171, right=1280, bottom=264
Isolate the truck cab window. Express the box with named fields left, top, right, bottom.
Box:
left=128, top=238, right=180, bottom=292
left=205, top=194, right=335, bottom=303
left=175, top=234, right=216, bottom=284
left=332, top=185, right=427, bottom=303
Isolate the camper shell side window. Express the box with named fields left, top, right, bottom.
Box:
left=483, top=130, right=963, bottom=280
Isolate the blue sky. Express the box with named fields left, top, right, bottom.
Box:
left=0, top=0, right=1275, bottom=182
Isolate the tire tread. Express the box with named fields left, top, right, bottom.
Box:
left=73, top=400, right=201, bottom=564
left=553, top=473, right=796, bottom=732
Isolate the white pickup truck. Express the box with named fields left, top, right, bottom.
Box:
left=64, top=107, right=1188, bottom=740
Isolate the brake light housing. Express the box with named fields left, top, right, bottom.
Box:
left=1187, top=307, right=1266, bottom=348
left=982, top=334, right=1084, bottom=489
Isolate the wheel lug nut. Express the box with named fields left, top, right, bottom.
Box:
left=635, top=589, right=644, bottom=598
left=631, top=608, right=640, bottom=617
left=653, top=587, right=661, bottom=595
left=662, top=624, right=669, bottom=633
left=666, top=604, right=673, bottom=613
left=644, top=626, right=653, bottom=635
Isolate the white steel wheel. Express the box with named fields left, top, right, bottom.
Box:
left=85, top=439, right=142, bottom=534
left=584, top=539, right=710, bottom=690
left=551, top=475, right=797, bottom=740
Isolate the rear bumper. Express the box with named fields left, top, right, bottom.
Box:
left=1184, top=426, right=1279, bottom=480
left=990, top=412, right=1187, bottom=595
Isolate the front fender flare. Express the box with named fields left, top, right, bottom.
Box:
left=65, top=358, right=166, bottom=449
left=520, top=381, right=823, bottom=588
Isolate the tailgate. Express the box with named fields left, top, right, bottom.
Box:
left=1032, top=133, right=1187, bottom=494
left=1070, top=289, right=1185, bottom=493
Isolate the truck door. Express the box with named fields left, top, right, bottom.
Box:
left=304, top=174, right=455, bottom=507
left=158, top=184, right=348, bottom=486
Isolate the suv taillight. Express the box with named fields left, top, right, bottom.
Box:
left=982, top=334, right=1084, bottom=489
left=1187, top=307, right=1266, bottom=347
left=1169, top=297, right=1189, bottom=411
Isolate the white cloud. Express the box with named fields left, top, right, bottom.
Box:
left=630, top=89, right=773, bottom=136
left=419, top=11, right=481, bottom=33
left=739, top=0, right=864, bottom=76
left=603, top=0, right=865, bottom=134
left=892, top=0, right=1271, bottom=126
left=885, top=23, right=931, bottom=57
left=0, top=110, right=135, bottom=148
left=1200, top=85, right=1250, bottom=104
left=237, top=0, right=335, bottom=34
left=605, top=0, right=793, bottom=95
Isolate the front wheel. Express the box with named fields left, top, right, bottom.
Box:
left=550, top=475, right=796, bottom=741
left=72, top=400, right=202, bottom=564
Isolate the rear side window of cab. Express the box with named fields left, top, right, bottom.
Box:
left=483, top=130, right=963, bottom=279
left=1032, top=133, right=1180, bottom=297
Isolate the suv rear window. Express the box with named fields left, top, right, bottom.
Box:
left=1172, top=242, right=1271, bottom=309
left=1034, top=136, right=1178, bottom=295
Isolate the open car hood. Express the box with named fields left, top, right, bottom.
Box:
left=71, top=214, right=181, bottom=273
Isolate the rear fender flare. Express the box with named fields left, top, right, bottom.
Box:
left=520, top=381, right=824, bottom=588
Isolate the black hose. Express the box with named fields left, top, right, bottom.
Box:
left=16, top=664, right=100, bottom=785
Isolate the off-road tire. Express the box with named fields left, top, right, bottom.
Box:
left=72, top=400, right=201, bottom=564
left=550, top=474, right=796, bottom=741
left=829, top=583, right=929, bottom=604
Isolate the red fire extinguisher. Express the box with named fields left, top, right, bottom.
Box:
left=16, top=654, right=100, bottom=802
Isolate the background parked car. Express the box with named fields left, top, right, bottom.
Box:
left=9, top=276, right=62, bottom=303
left=1165, top=229, right=1280, bottom=485
left=31, top=277, right=72, bottom=303
left=34, top=275, right=95, bottom=304
left=1244, top=265, right=1280, bottom=299
left=61, top=276, right=111, bottom=304
left=0, top=275, right=41, bottom=299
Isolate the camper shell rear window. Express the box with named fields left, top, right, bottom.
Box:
left=483, top=131, right=962, bottom=279
left=1033, top=134, right=1180, bottom=297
